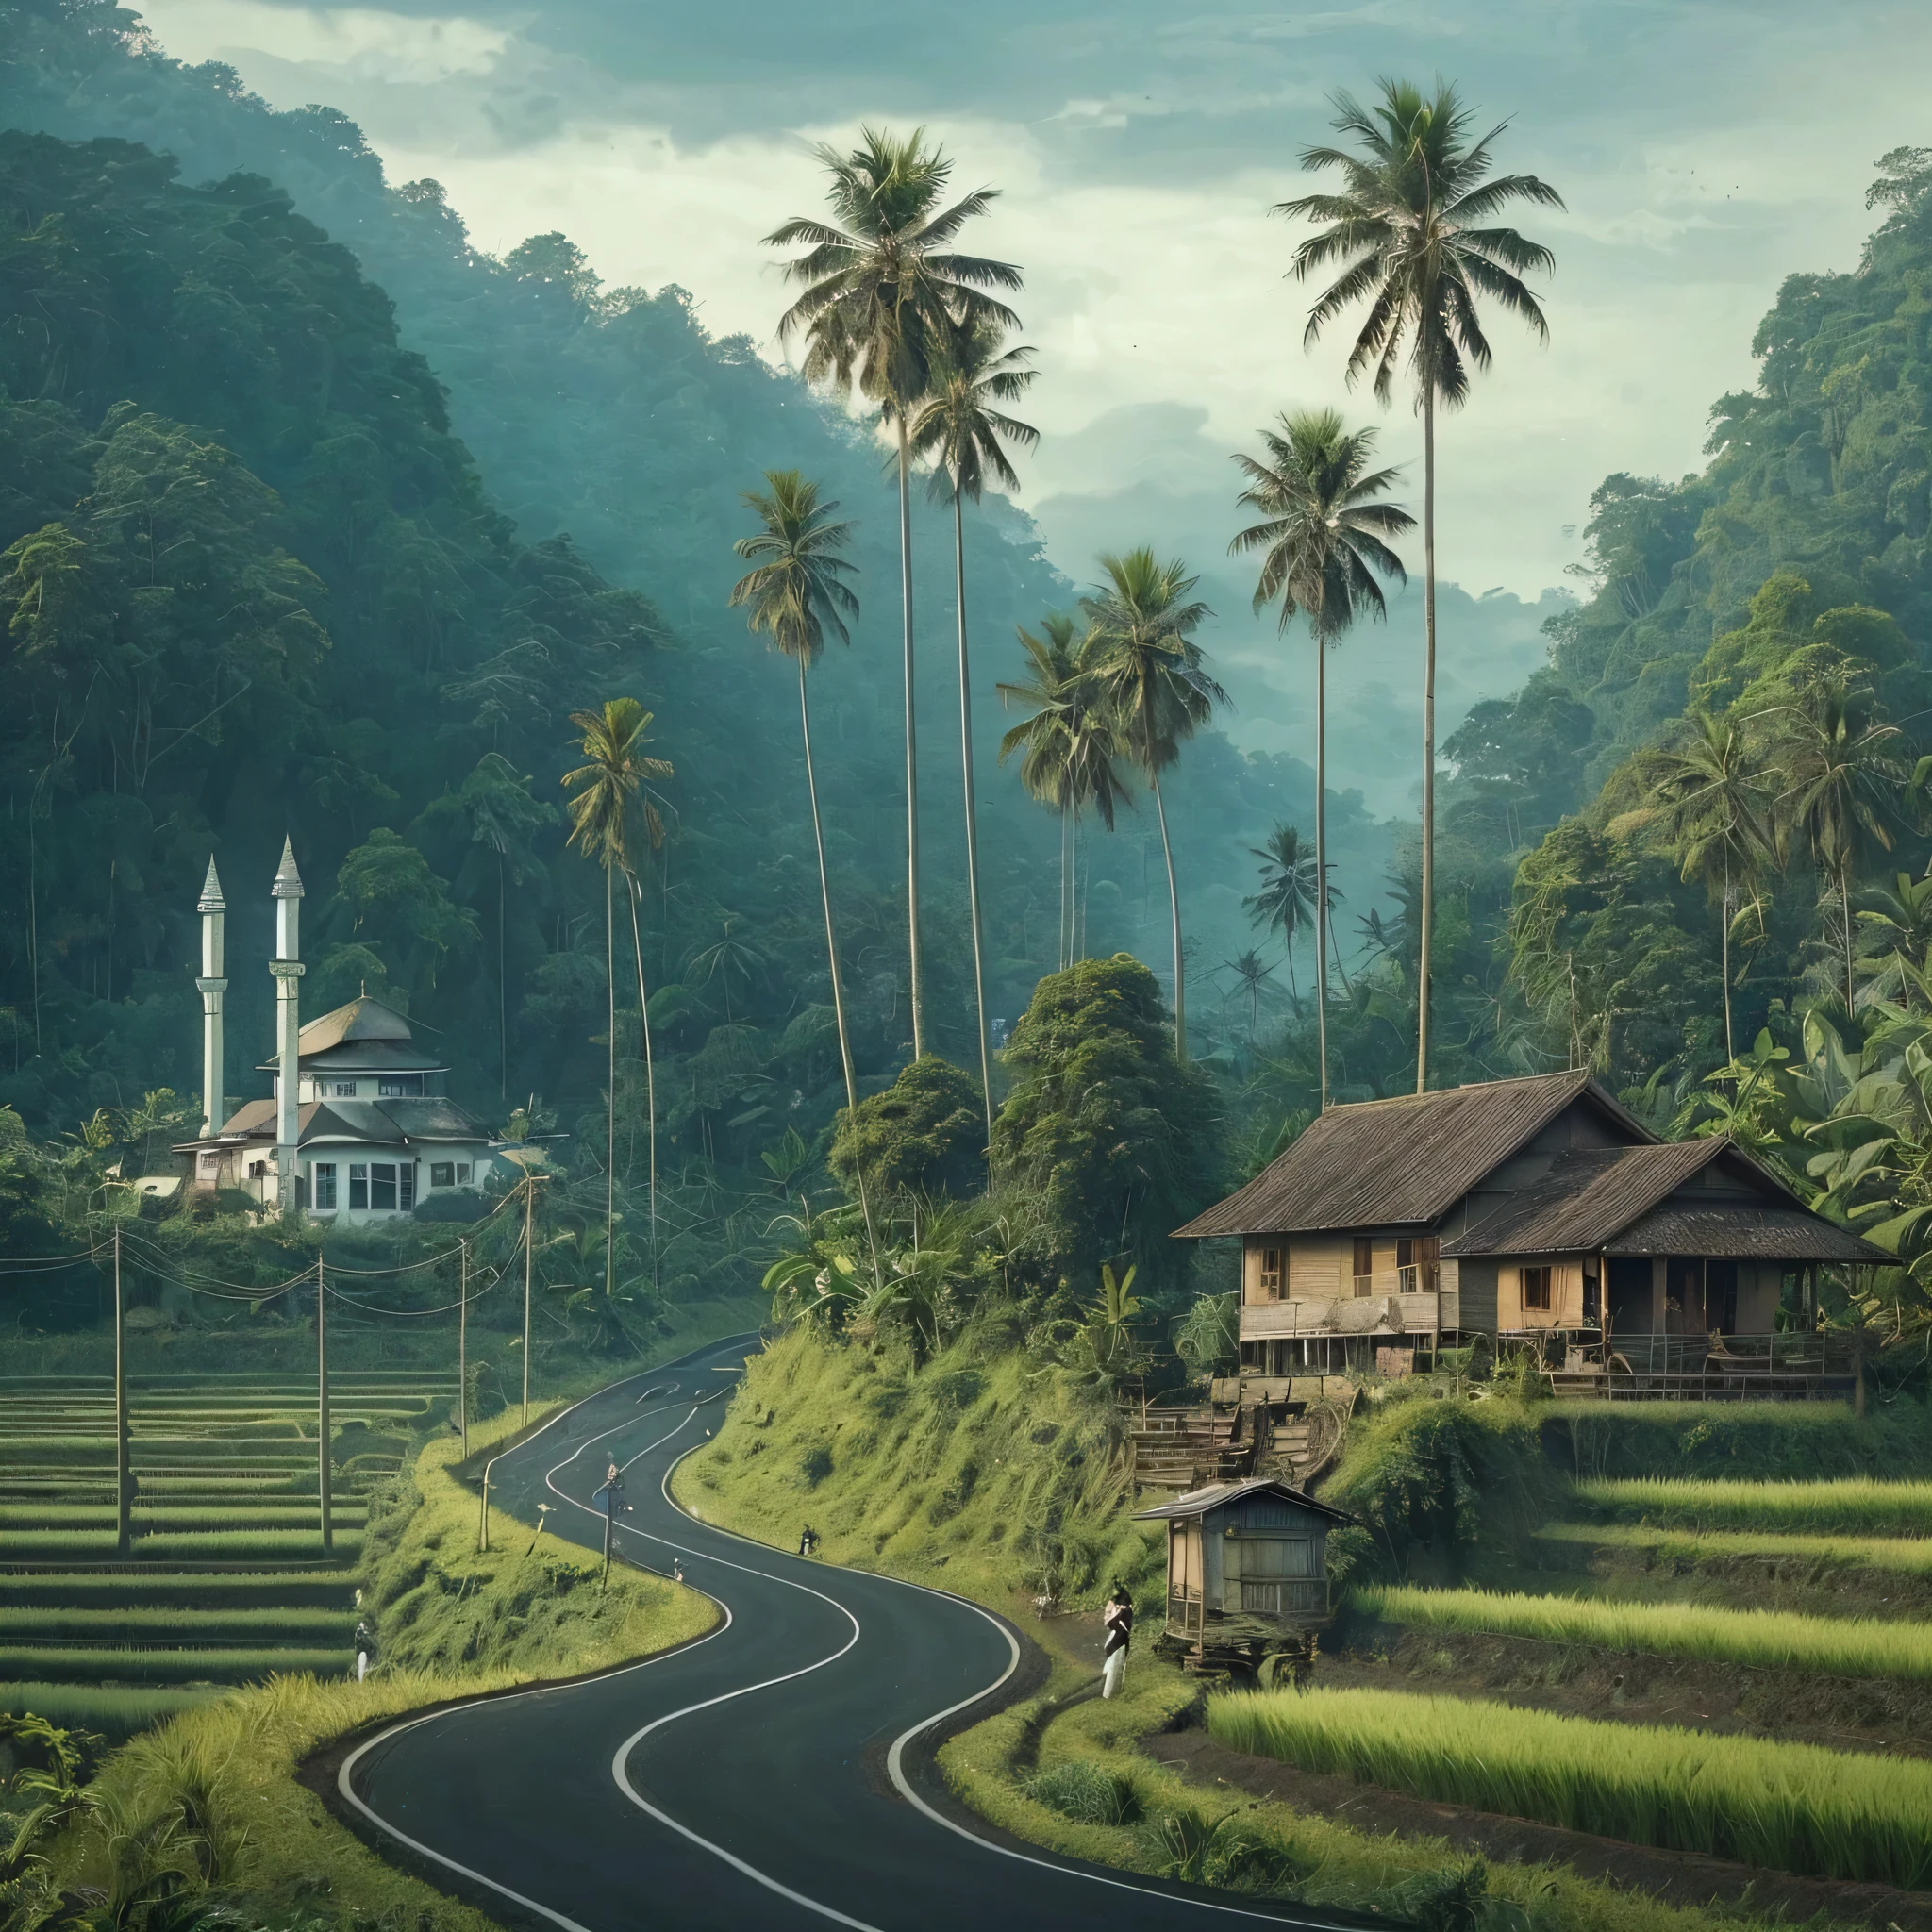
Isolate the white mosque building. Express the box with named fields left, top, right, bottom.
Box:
left=175, top=841, right=501, bottom=1221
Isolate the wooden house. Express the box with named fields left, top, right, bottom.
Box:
left=1133, top=1476, right=1349, bottom=1675
left=1173, top=1071, right=1880, bottom=1403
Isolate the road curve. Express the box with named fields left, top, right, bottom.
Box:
left=338, top=1333, right=1345, bottom=1931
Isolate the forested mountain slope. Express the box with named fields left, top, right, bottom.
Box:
left=0, top=0, right=1395, bottom=1154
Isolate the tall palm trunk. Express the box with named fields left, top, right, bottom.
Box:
left=623, top=875, right=658, bottom=1286
left=896, top=415, right=925, bottom=1059
left=1070, top=806, right=1080, bottom=961
left=800, top=658, right=858, bottom=1113
left=1416, top=389, right=1437, bottom=1094
left=1721, top=861, right=1734, bottom=1063
left=1058, top=802, right=1071, bottom=971
left=498, top=857, right=508, bottom=1103
left=1155, top=773, right=1185, bottom=1059
left=603, top=864, right=615, bottom=1307
left=1314, top=628, right=1330, bottom=1111
left=1841, top=861, right=1855, bottom=1018
left=953, top=491, right=992, bottom=1149
left=799, top=656, right=881, bottom=1283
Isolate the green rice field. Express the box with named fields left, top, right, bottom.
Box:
left=1, top=1368, right=453, bottom=1732
left=1208, top=1684, right=1932, bottom=1888
left=1534, top=1520, right=1932, bottom=1574
left=1573, top=1475, right=1932, bottom=1536
left=1354, top=1582, right=1932, bottom=1681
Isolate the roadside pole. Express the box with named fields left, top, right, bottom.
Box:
left=113, top=1223, right=129, bottom=1557
left=318, top=1257, right=333, bottom=1556
left=458, top=1236, right=469, bottom=1457
left=522, top=1177, right=534, bottom=1425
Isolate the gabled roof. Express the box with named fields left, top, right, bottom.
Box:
left=1442, top=1141, right=1723, bottom=1257
left=1174, top=1072, right=1645, bottom=1239
left=1133, top=1477, right=1352, bottom=1524
left=296, top=996, right=412, bottom=1055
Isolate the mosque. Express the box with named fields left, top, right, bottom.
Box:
left=173, top=841, right=500, bottom=1221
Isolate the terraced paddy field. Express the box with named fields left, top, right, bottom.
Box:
left=0, top=1369, right=454, bottom=1733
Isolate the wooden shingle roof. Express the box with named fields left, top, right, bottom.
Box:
left=1173, top=1071, right=1634, bottom=1239
left=1441, top=1141, right=1719, bottom=1257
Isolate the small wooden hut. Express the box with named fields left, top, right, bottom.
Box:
left=1133, top=1476, right=1349, bottom=1678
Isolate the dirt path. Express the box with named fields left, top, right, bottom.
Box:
left=1142, top=1728, right=1932, bottom=1932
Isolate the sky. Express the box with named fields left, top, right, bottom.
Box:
left=127, top=0, right=1932, bottom=804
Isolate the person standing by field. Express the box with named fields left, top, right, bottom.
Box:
left=1100, top=1583, right=1133, bottom=1699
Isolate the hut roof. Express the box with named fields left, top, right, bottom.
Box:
left=1132, top=1477, right=1352, bottom=1524
left=1172, top=1072, right=1648, bottom=1239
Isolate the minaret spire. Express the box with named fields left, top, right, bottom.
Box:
left=270, top=838, right=306, bottom=1216
left=195, top=858, right=227, bottom=1137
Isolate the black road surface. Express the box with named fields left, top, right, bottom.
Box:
left=340, top=1334, right=1346, bottom=1931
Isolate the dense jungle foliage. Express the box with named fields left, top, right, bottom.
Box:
left=1, top=0, right=1931, bottom=1358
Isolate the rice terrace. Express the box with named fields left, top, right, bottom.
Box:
left=7, top=5, right=1932, bottom=1932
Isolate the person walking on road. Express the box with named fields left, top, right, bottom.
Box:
left=1100, top=1582, right=1133, bottom=1699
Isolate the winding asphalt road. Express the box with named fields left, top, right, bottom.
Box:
left=338, top=1333, right=1347, bottom=1931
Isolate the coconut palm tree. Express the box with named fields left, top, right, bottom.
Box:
left=1231, top=409, right=1411, bottom=1108
left=728, top=470, right=863, bottom=1115
left=1277, top=79, right=1561, bottom=1092
left=561, top=698, right=673, bottom=1306
left=908, top=319, right=1038, bottom=1146
left=765, top=127, right=1022, bottom=1064
left=1645, top=711, right=1775, bottom=1061
left=1083, top=548, right=1227, bottom=1059
left=1764, top=673, right=1907, bottom=1018
left=997, top=614, right=1131, bottom=970
left=1244, top=822, right=1341, bottom=1008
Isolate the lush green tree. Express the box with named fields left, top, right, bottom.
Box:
left=331, top=830, right=477, bottom=998
left=765, top=126, right=1021, bottom=1063
left=1230, top=408, right=1410, bottom=1106
left=1083, top=550, right=1227, bottom=1060
left=1279, top=79, right=1561, bottom=1091
left=828, top=1055, right=984, bottom=1207
left=991, top=953, right=1223, bottom=1302
left=728, top=469, right=863, bottom=1116
left=1764, top=671, right=1907, bottom=1016
left=996, top=614, right=1132, bottom=973
left=908, top=318, right=1038, bottom=1147
left=561, top=698, right=673, bottom=1295
left=1643, top=712, right=1775, bottom=1060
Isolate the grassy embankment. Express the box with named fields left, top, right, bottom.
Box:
left=1535, top=1520, right=1932, bottom=1577
left=1571, top=1475, right=1932, bottom=1535
left=17, top=1395, right=718, bottom=1932
left=673, top=1328, right=1832, bottom=1932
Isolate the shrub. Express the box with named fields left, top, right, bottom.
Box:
left=1024, top=1758, right=1141, bottom=1825
left=828, top=1056, right=985, bottom=1203
left=800, top=1445, right=833, bottom=1487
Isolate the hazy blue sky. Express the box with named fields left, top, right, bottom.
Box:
left=130, top=0, right=1932, bottom=801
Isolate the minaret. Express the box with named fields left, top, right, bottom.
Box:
left=195, top=858, right=227, bottom=1137
left=270, top=838, right=306, bottom=1215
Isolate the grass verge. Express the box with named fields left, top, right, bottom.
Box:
left=1209, top=1684, right=1932, bottom=1889
left=1574, top=1476, right=1932, bottom=1536
left=0, top=1646, right=352, bottom=1685
left=1353, top=1581, right=1932, bottom=1682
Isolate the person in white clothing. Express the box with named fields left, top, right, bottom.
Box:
left=1100, top=1582, right=1133, bottom=1699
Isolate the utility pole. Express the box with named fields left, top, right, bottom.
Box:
left=317, top=1258, right=332, bottom=1555
left=522, top=1174, right=539, bottom=1425
left=593, top=1461, right=625, bottom=1586
left=458, top=1236, right=469, bottom=1457
left=113, top=1223, right=129, bottom=1558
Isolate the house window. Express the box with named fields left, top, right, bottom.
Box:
left=379, top=1074, right=424, bottom=1098
left=400, top=1164, right=416, bottom=1211
left=312, top=1163, right=337, bottom=1210
left=247, top=1160, right=266, bottom=1180
left=430, top=1161, right=455, bottom=1188
left=370, top=1162, right=398, bottom=1211
left=334, top=1081, right=357, bottom=1097
left=456, top=1162, right=473, bottom=1186
left=349, top=1163, right=369, bottom=1210
left=1353, top=1237, right=1373, bottom=1293
left=1257, top=1247, right=1282, bottom=1297
left=1522, top=1264, right=1553, bottom=1312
